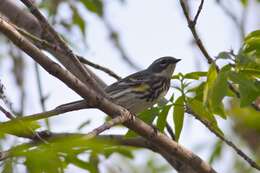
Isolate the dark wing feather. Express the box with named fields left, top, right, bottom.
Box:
left=105, top=70, right=150, bottom=94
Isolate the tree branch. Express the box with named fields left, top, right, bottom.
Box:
left=103, top=18, right=141, bottom=70
left=78, top=56, right=121, bottom=80
left=85, top=115, right=132, bottom=139
left=19, top=0, right=106, bottom=96
left=0, top=105, right=15, bottom=119
left=186, top=107, right=260, bottom=170
left=0, top=17, right=217, bottom=173
left=193, top=0, right=204, bottom=25
left=34, top=62, right=50, bottom=129
left=0, top=0, right=107, bottom=89
left=179, top=1, right=260, bottom=170
left=0, top=133, right=197, bottom=173
left=12, top=25, right=121, bottom=81
left=179, top=0, right=213, bottom=64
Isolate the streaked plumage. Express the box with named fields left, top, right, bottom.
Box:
left=105, top=56, right=181, bottom=114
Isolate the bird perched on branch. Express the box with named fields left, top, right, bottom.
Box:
left=105, top=56, right=181, bottom=114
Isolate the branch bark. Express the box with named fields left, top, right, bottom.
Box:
left=179, top=0, right=260, bottom=170
left=0, top=0, right=107, bottom=89
left=0, top=133, right=197, bottom=173
left=0, top=17, right=217, bottom=173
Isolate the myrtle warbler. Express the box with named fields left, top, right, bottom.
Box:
left=105, top=56, right=181, bottom=114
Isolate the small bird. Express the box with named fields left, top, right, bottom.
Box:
left=105, top=56, right=181, bottom=114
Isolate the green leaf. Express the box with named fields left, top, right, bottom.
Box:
left=173, top=96, right=185, bottom=142
left=184, top=71, right=207, bottom=80
left=209, top=140, right=223, bottom=164
left=0, top=120, right=40, bottom=136
left=209, top=65, right=231, bottom=119
left=171, top=74, right=180, bottom=79
left=169, top=94, right=174, bottom=102
left=72, top=6, right=86, bottom=36
left=240, top=0, right=248, bottom=6
left=203, top=64, right=218, bottom=106
left=239, top=68, right=260, bottom=77
left=125, top=107, right=158, bottom=137
left=243, top=38, right=260, bottom=53
left=80, top=0, right=103, bottom=16
left=24, top=147, right=63, bottom=173
left=157, top=105, right=171, bottom=132
left=66, top=155, right=97, bottom=172
left=229, top=72, right=260, bottom=107
left=2, top=159, right=13, bottom=173
left=227, top=98, right=260, bottom=131
left=187, top=82, right=205, bottom=101
left=244, top=30, right=260, bottom=42
left=104, top=147, right=134, bottom=159
left=187, top=99, right=224, bottom=136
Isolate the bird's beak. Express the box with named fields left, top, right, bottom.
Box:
left=175, top=59, right=181, bottom=63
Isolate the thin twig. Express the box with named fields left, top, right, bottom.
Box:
left=186, top=107, right=260, bottom=171
left=179, top=1, right=260, bottom=170
left=19, top=0, right=106, bottom=96
left=193, top=0, right=204, bottom=25
left=103, top=18, right=141, bottom=70
left=15, top=25, right=122, bottom=81
left=34, top=62, right=50, bottom=129
left=0, top=77, right=15, bottom=113
left=0, top=132, right=194, bottom=172
left=0, top=105, right=48, bottom=143
left=0, top=105, right=15, bottom=119
left=1, top=100, right=89, bottom=128
left=179, top=0, right=213, bottom=64
left=85, top=115, right=132, bottom=139
left=1, top=13, right=217, bottom=173
left=166, top=123, right=176, bottom=140
left=78, top=56, right=122, bottom=80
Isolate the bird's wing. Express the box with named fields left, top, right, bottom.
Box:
left=105, top=70, right=151, bottom=94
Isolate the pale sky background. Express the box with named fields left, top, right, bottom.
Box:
left=0, top=0, right=260, bottom=173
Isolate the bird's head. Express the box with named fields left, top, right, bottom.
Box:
left=147, top=56, right=181, bottom=78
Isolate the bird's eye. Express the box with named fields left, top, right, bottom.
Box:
left=160, top=60, right=167, bottom=66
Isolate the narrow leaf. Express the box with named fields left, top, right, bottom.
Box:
left=203, top=64, right=218, bottom=106
left=209, top=140, right=223, bottom=164
left=184, top=71, right=207, bottom=80
left=229, top=72, right=260, bottom=107
left=173, top=96, right=185, bottom=142
left=209, top=65, right=230, bottom=119
left=157, top=105, right=171, bottom=132
left=187, top=99, right=224, bottom=136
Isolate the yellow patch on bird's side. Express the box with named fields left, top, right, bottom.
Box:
left=132, top=83, right=150, bottom=92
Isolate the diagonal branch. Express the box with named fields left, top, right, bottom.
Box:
left=179, top=0, right=213, bottom=64
left=85, top=115, right=132, bottom=139
left=179, top=1, right=260, bottom=170
left=186, top=107, right=260, bottom=170
left=0, top=105, right=15, bottom=119
left=0, top=100, right=89, bottom=129
left=78, top=56, right=121, bottom=80
left=12, top=25, right=121, bottom=81
left=0, top=0, right=107, bottom=89
left=0, top=16, right=217, bottom=173
left=193, top=0, right=204, bottom=25
left=20, top=0, right=106, bottom=95
left=103, top=18, right=141, bottom=70
left=0, top=133, right=197, bottom=173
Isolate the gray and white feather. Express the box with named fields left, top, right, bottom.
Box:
left=105, top=56, right=181, bottom=114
